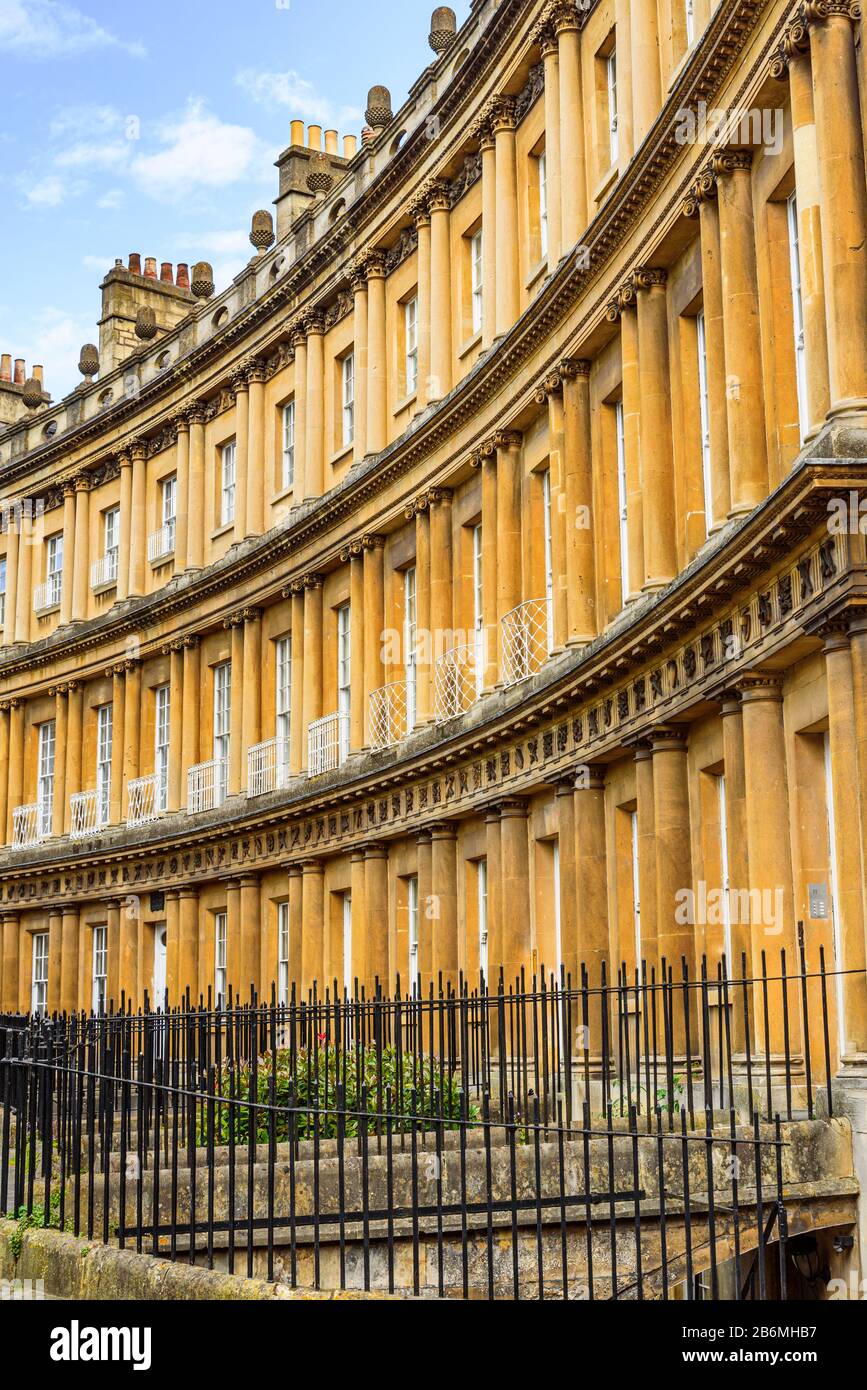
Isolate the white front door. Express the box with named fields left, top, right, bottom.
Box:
left=153, top=925, right=167, bottom=1008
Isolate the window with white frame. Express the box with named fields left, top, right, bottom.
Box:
left=405, top=297, right=419, bottom=396
left=161, top=475, right=177, bottom=544
left=213, top=662, right=231, bottom=802
left=282, top=400, right=296, bottom=490
left=215, top=911, right=227, bottom=1008
left=220, top=440, right=236, bottom=527
left=104, top=506, right=120, bottom=557
left=607, top=49, right=619, bottom=166
left=276, top=635, right=292, bottom=779
left=47, top=533, right=63, bottom=605
left=342, top=353, right=355, bottom=448
left=615, top=401, right=629, bottom=604
left=472, top=523, right=484, bottom=694
left=685, top=0, right=696, bottom=46
left=278, top=901, right=290, bottom=1008
left=696, top=309, right=713, bottom=532
left=470, top=229, right=483, bottom=335
left=404, top=567, right=418, bottom=730
left=337, top=604, right=351, bottom=761
left=542, top=470, right=555, bottom=651
left=787, top=191, right=808, bottom=443
left=538, top=151, right=548, bottom=260
left=37, top=720, right=55, bottom=837
left=92, top=925, right=107, bottom=1013
left=478, top=858, right=489, bottom=983
left=407, top=874, right=419, bottom=984
left=0, top=554, right=6, bottom=629
left=31, top=932, right=49, bottom=1014
left=154, top=684, right=170, bottom=812
left=96, top=704, right=112, bottom=824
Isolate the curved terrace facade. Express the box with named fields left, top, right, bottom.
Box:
left=0, top=0, right=865, bottom=1075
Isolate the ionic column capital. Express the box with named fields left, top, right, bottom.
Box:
left=534, top=371, right=564, bottom=403
left=649, top=723, right=690, bottom=752
left=735, top=672, right=784, bottom=703
left=559, top=356, right=591, bottom=380
left=682, top=169, right=719, bottom=218
left=710, top=149, right=754, bottom=179
left=633, top=266, right=668, bottom=292
left=425, top=486, right=453, bottom=507
left=488, top=95, right=517, bottom=134
left=801, top=0, right=861, bottom=30
left=361, top=533, right=386, bottom=551
left=303, top=571, right=325, bottom=590
left=185, top=401, right=207, bottom=427
left=128, top=438, right=148, bottom=463
left=550, top=0, right=584, bottom=36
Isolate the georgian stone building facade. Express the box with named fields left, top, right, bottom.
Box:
left=0, top=0, right=865, bottom=1070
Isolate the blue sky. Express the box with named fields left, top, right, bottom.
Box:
left=0, top=0, right=468, bottom=399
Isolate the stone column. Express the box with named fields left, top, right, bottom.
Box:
left=849, top=616, right=867, bottom=956
left=6, top=701, right=23, bottom=843
left=719, top=691, right=750, bottom=970
left=541, top=378, right=567, bottom=649
left=128, top=441, right=147, bottom=596
left=118, top=897, right=138, bottom=1006
left=477, top=450, right=499, bottom=691
left=362, top=535, right=385, bottom=745
left=635, top=269, right=676, bottom=590
left=613, top=0, right=634, bottom=162
left=412, top=204, right=432, bottom=410
left=64, top=682, right=83, bottom=835
left=556, top=2, right=588, bottom=248
left=164, top=889, right=179, bottom=1006
left=241, top=608, right=263, bottom=785
left=651, top=726, right=694, bottom=974
left=227, top=616, right=244, bottom=796
left=52, top=685, right=68, bottom=836
left=684, top=179, right=731, bottom=524
left=349, top=848, right=367, bottom=988
left=186, top=406, right=206, bottom=569
left=347, top=543, right=365, bottom=752
left=287, top=866, right=303, bottom=991
left=300, top=860, right=324, bottom=991
left=771, top=32, right=830, bottom=434
left=484, top=806, right=503, bottom=984
left=822, top=624, right=867, bottom=1054
left=350, top=266, right=369, bottom=458
left=634, top=741, right=658, bottom=971
left=430, top=822, right=458, bottom=983
left=630, top=0, right=662, bottom=147
left=428, top=490, right=453, bottom=699
left=109, top=666, right=125, bottom=825
left=428, top=182, right=452, bottom=402
left=59, top=907, right=79, bottom=1015
left=416, top=830, right=434, bottom=982
left=302, top=575, right=324, bottom=769
left=805, top=1, right=867, bottom=414
left=122, top=660, right=141, bottom=819
left=1, top=914, right=20, bottom=1012
left=292, top=329, right=308, bottom=502
left=46, top=911, right=62, bottom=1013
left=500, top=799, right=531, bottom=984
left=574, top=769, right=610, bottom=991
left=232, top=369, right=249, bottom=543
left=492, top=97, right=519, bottom=338
left=181, top=638, right=200, bottom=805
left=365, top=253, right=388, bottom=456
left=3, top=511, right=19, bottom=647
left=117, top=453, right=132, bottom=600
left=305, top=313, right=325, bottom=499
left=167, top=642, right=184, bottom=812
left=246, top=360, right=266, bottom=536
left=240, top=872, right=261, bottom=998
left=225, top=879, right=241, bottom=1002
left=177, top=887, right=198, bottom=1006
left=14, top=504, right=33, bottom=644
left=174, top=415, right=190, bottom=569
left=365, top=845, right=389, bottom=988
left=609, top=287, right=644, bottom=601
left=494, top=433, right=523, bottom=667
left=555, top=781, right=577, bottom=981
left=538, top=22, right=562, bottom=270
left=0, top=704, right=8, bottom=840
left=712, top=152, right=769, bottom=514
left=71, top=476, right=90, bottom=623
left=288, top=583, right=305, bottom=774
left=59, top=483, right=75, bottom=626
left=413, top=500, right=432, bottom=722
left=561, top=361, right=596, bottom=644
left=476, top=123, right=497, bottom=349
left=105, top=900, right=120, bottom=1011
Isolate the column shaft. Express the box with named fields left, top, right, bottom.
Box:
left=480, top=139, right=497, bottom=349
left=300, top=861, right=324, bottom=992
left=128, top=445, right=147, bottom=596
left=349, top=550, right=365, bottom=751
left=414, top=213, right=432, bottom=410
left=71, top=481, right=90, bottom=622
left=110, top=671, right=125, bottom=825
left=174, top=419, right=190, bottom=569
left=233, top=378, right=249, bottom=543
left=181, top=641, right=200, bottom=805
left=696, top=197, right=731, bottom=523
left=500, top=802, right=531, bottom=984
left=117, top=458, right=132, bottom=599
left=302, top=579, right=323, bottom=766
left=430, top=824, right=458, bottom=983
left=562, top=366, right=596, bottom=643
left=60, top=486, right=75, bottom=625
left=480, top=457, right=499, bottom=689
left=122, top=663, right=141, bottom=820
left=636, top=274, right=677, bottom=589
left=289, top=588, right=305, bottom=774
left=429, top=195, right=452, bottom=401
left=362, top=538, right=385, bottom=745
left=228, top=621, right=244, bottom=796
left=414, top=507, right=432, bottom=722
left=240, top=873, right=261, bottom=998
left=14, top=509, right=32, bottom=644
left=651, top=729, right=694, bottom=973
left=351, top=277, right=369, bottom=457
left=168, top=645, right=184, bottom=812
left=541, top=39, right=562, bottom=269
left=365, top=847, right=389, bottom=988
left=65, top=683, right=83, bottom=834
left=574, top=772, right=610, bottom=989
left=620, top=304, right=644, bottom=599
left=246, top=368, right=265, bottom=536
left=630, top=0, right=661, bottom=146
left=787, top=50, right=830, bottom=432
left=546, top=389, right=567, bottom=648
left=52, top=688, right=68, bottom=835
left=241, top=612, right=262, bottom=782
left=557, top=15, right=587, bottom=246
left=186, top=410, right=205, bottom=568
left=366, top=262, right=387, bottom=455
left=493, top=107, right=519, bottom=337
left=305, top=322, right=325, bottom=499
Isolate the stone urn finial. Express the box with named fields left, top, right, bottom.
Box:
left=306, top=151, right=334, bottom=198
left=135, top=306, right=158, bottom=341
left=22, top=377, right=44, bottom=410
left=250, top=209, right=275, bottom=255
left=78, top=343, right=99, bottom=384
left=191, top=261, right=215, bottom=300
left=429, top=6, right=457, bottom=53
left=365, top=85, right=393, bottom=129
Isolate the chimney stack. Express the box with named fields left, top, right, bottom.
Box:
left=176, top=262, right=190, bottom=290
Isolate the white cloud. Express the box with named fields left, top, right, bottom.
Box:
left=54, top=139, right=130, bottom=172
left=9, top=305, right=95, bottom=399
left=20, top=173, right=69, bottom=207
left=48, top=103, right=122, bottom=138
left=130, top=100, right=270, bottom=202
left=0, top=0, right=145, bottom=60
left=96, top=188, right=124, bottom=210
left=235, top=67, right=361, bottom=129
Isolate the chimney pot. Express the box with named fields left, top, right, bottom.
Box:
left=307, top=124, right=322, bottom=151
left=176, top=262, right=190, bottom=290
left=144, top=257, right=157, bottom=280
left=33, top=365, right=44, bottom=384
left=290, top=119, right=305, bottom=146
left=13, top=359, right=25, bottom=384
left=129, top=252, right=142, bottom=275
left=324, top=128, right=338, bottom=155
left=160, top=261, right=173, bottom=283
left=343, top=134, right=358, bottom=159
left=0, top=354, right=11, bottom=382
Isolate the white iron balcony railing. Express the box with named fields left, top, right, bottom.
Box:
left=91, top=548, right=119, bottom=590
left=70, top=788, right=110, bottom=839
left=247, top=736, right=291, bottom=797
left=147, top=519, right=176, bottom=564
left=369, top=680, right=408, bottom=750
left=34, top=574, right=62, bottom=614
left=187, top=757, right=228, bottom=814
left=434, top=644, right=479, bottom=723
left=13, top=802, right=51, bottom=848
left=127, top=771, right=166, bottom=827
left=501, top=597, right=553, bottom=688
left=307, top=711, right=349, bottom=778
